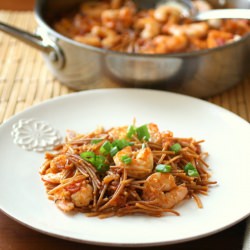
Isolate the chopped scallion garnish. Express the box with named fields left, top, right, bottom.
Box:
left=120, top=155, right=132, bottom=164
left=136, top=124, right=150, bottom=141
left=112, top=139, right=134, bottom=150
left=80, top=151, right=109, bottom=172
left=91, top=138, right=103, bottom=144
left=98, top=139, right=134, bottom=157
left=100, top=141, right=112, bottom=155
left=94, top=155, right=109, bottom=172
left=155, top=164, right=172, bottom=173
left=170, top=143, right=182, bottom=153
left=184, top=162, right=199, bottom=177
left=126, top=125, right=136, bottom=139
left=187, top=169, right=199, bottom=177
left=110, top=146, right=119, bottom=157
left=80, top=151, right=95, bottom=162
left=94, top=155, right=106, bottom=166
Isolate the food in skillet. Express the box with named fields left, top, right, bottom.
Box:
left=53, top=0, right=250, bottom=54
left=39, top=122, right=217, bottom=218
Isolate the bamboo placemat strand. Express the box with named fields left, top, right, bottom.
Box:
left=0, top=11, right=250, bottom=124
left=0, top=11, right=72, bottom=123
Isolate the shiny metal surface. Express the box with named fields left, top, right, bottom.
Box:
left=153, top=1, right=250, bottom=20
left=0, top=0, right=249, bottom=97
left=35, top=0, right=250, bottom=97
left=195, top=8, right=250, bottom=20
left=0, top=21, right=64, bottom=69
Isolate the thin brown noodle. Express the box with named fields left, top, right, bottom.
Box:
left=39, top=123, right=217, bottom=218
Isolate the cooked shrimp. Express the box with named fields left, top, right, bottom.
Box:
left=153, top=34, right=188, bottom=53
left=55, top=199, right=75, bottom=212
left=71, top=181, right=93, bottom=207
left=91, top=26, right=121, bottom=48
left=154, top=5, right=182, bottom=24
left=135, top=33, right=188, bottom=54
left=222, top=19, right=250, bottom=36
left=42, top=172, right=64, bottom=184
left=144, top=172, right=177, bottom=195
left=135, top=17, right=161, bottom=39
left=208, top=19, right=222, bottom=29
left=55, top=181, right=93, bottom=212
left=108, top=126, right=128, bottom=140
left=185, top=22, right=209, bottom=38
left=143, top=172, right=188, bottom=208
left=113, top=146, right=154, bottom=178
left=73, top=14, right=101, bottom=33
left=207, top=30, right=233, bottom=48
left=167, top=22, right=209, bottom=39
left=101, top=7, right=134, bottom=29
left=147, top=123, right=162, bottom=144
left=189, top=37, right=208, bottom=50
left=163, top=185, right=188, bottom=208
left=74, top=34, right=102, bottom=47
left=108, top=123, right=162, bottom=143
left=41, top=166, right=73, bottom=184
left=101, top=9, right=119, bottom=28
left=118, top=6, right=135, bottom=28
left=50, top=155, right=68, bottom=171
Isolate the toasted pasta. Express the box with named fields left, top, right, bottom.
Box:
left=40, top=122, right=217, bottom=218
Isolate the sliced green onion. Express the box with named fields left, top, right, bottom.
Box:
left=170, top=143, right=182, bottom=153
left=95, top=163, right=109, bottom=172
left=120, top=155, right=132, bottom=164
left=155, top=164, right=172, bottom=173
left=126, top=125, right=136, bottom=139
left=80, top=151, right=109, bottom=172
left=94, top=155, right=109, bottom=172
left=99, top=139, right=135, bottom=158
left=136, top=124, right=150, bottom=141
left=187, top=169, right=199, bottom=177
left=80, top=151, right=96, bottom=165
left=184, top=162, right=195, bottom=172
left=91, top=138, right=103, bottom=144
left=184, top=162, right=199, bottom=177
left=80, top=151, right=95, bottom=162
left=94, top=155, right=106, bottom=166
left=112, top=139, right=134, bottom=150
left=110, top=146, right=119, bottom=157
left=100, top=141, right=112, bottom=155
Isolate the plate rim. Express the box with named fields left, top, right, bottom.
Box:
left=1, top=88, right=250, bottom=128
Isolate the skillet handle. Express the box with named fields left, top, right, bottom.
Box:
left=0, top=21, right=64, bottom=69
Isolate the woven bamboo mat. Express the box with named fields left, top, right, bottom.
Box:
left=0, top=11, right=250, bottom=124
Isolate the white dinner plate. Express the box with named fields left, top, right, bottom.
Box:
left=0, top=89, right=249, bottom=247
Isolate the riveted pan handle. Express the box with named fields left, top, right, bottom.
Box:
left=0, top=21, right=64, bottom=69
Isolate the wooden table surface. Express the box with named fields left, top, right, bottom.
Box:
left=0, top=9, right=249, bottom=250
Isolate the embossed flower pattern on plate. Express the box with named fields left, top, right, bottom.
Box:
left=11, top=118, right=62, bottom=152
